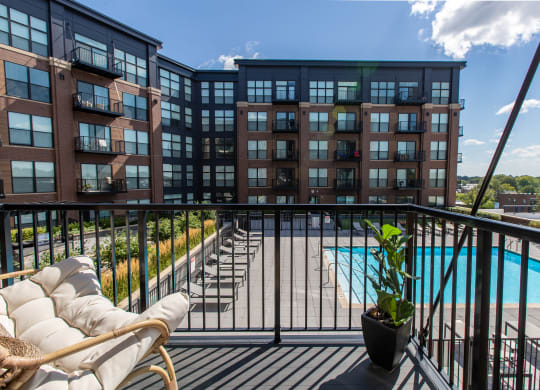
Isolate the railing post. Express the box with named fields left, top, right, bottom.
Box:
left=0, top=210, right=14, bottom=287
left=405, top=212, right=415, bottom=302
left=138, top=211, right=149, bottom=312
left=274, top=210, right=281, bottom=343
left=471, top=229, right=492, bottom=389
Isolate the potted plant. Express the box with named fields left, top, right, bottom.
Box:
left=361, top=220, right=416, bottom=371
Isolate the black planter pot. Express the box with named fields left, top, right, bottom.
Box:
left=361, top=308, right=412, bottom=371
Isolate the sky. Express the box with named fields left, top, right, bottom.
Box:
left=77, top=0, right=540, bottom=177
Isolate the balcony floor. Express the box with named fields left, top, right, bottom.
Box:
left=125, top=335, right=436, bottom=389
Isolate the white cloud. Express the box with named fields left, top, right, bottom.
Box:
left=217, top=55, right=242, bottom=70
left=496, top=98, right=540, bottom=115
left=463, top=138, right=485, bottom=145
left=410, top=0, right=540, bottom=58
left=510, top=144, right=540, bottom=158
left=199, top=40, right=261, bottom=70
left=489, top=128, right=503, bottom=143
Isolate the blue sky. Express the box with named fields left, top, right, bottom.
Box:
left=78, top=0, right=540, bottom=176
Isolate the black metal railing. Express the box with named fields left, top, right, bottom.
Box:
left=459, top=125, right=464, bottom=137
left=335, top=120, right=362, bottom=133
left=273, top=150, right=298, bottom=161
left=76, top=178, right=127, bottom=193
left=71, top=46, right=123, bottom=78
left=272, top=120, right=298, bottom=132
left=272, top=94, right=299, bottom=104
left=457, top=153, right=463, bottom=163
left=393, top=179, right=424, bottom=189
left=395, top=92, right=426, bottom=105
left=272, top=178, right=297, bottom=190
left=333, top=179, right=358, bottom=191
left=73, top=92, right=123, bottom=117
left=460, top=98, right=465, bottom=110
left=396, top=121, right=427, bottom=133
left=1, top=202, right=540, bottom=390
left=74, top=136, right=125, bottom=154
left=335, top=92, right=361, bottom=104
left=334, top=150, right=361, bottom=161
left=394, top=151, right=425, bottom=162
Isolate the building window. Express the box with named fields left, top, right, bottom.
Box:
left=336, top=140, right=356, bottom=157
left=161, top=101, right=181, bottom=127
left=337, top=196, right=355, bottom=204
left=215, top=110, right=234, bottom=132
left=8, top=112, right=52, bottom=147
left=309, top=168, right=328, bottom=187
left=248, top=140, right=266, bottom=160
left=124, top=129, right=148, bottom=155
left=216, top=192, right=234, bottom=203
left=77, top=81, right=109, bottom=111
left=202, top=192, right=212, bottom=203
left=369, top=168, right=388, bottom=188
left=336, top=112, right=357, bottom=131
left=337, top=81, right=358, bottom=101
left=215, top=82, right=234, bottom=104
left=202, top=138, right=211, bottom=159
left=309, top=195, right=320, bottom=204
left=203, top=165, right=211, bottom=186
left=275, top=112, right=296, bottom=130
left=309, top=140, right=328, bottom=160
left=185, top=136, right=193, bottom=158
left=164, top=194, right=182, bottom=204
left=11, top=161, right=54, bottom=193
left=370, top=113, right=389, bottom=132
left=369, top=141, right=388, bottom=160
left=248, top=168, right=267, bottom=187
left=309, top=81, right=333, bottom=103
left=186, top=193, right=194, bottom=203
left=184, top=78, right=192, bottom=102
left=80, top=163, right=112, bottom=192
left=201, top=110, right=210, bottom=131
left=186, top=165, right=193, bottom=186
left=396, top=196, right=414, bottom=204
left=430, top=141, right=447, bottom=160
left=216, top=165, right=234, bottom=187
left=396, top=168, right=417, bottom=188
left=276, top=195, right=295, bottom=204
left=248, top=112, right=267, bottom=131
left=370, top=81, right=395, bottom=104
left=248, top=196, right=267, bottom=204
left=5, top=61, right=50, bottom=103
left=126, top=165, right=150, bottom=189
left=398, top=82, right=419, bottom=101
left=247, top=80, right=272, bottom=103
left=185, top=107, right=192, bottom=128
left=397, top=141, right=416, bottom=159
left=275, top=167, right=295, bottom=186
left=276, top=81, right=295, bottom=100
left=432, top=82, right=449, bottom=104
left=159, top=68, right=180, bottom=98
left=369, top=195, right=387, bottom=204
left=79, top=123, right=110, bottom=152
left=397, top=113, right=417, bottom=132
left=432, top=113, right=448, bottom=133
left=336, top=168, right=355, bottom=188
left=114, top=49, right=147, bottom=86
left=163, top=164, right=181, bottom=188
left=309, top=112, right=329, bottom=132
left=0, top=6, right=48, bottom=56
left=429, top=168, right=446, bottom=188
left=216, top=138, right=234, bottom=159
left=201, top=82, right=210, bottom=104
left=428, top=195, right=445, bottom=207
left=162, top=132, right=181, bottom=158
left=275, top=140, right=295, bottom=159
left=122, top=93, right=147, bottom=121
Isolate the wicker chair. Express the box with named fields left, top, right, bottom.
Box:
left=0, top=255, right=188, bottom=389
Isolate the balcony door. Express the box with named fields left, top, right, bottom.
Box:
left=79, top=123, right=111, bottom=152
left=396, top=168, right=416, bottom=188
left=81, top=163, right=112, bottom=191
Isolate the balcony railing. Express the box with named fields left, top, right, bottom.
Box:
left=272, top=93, right=299, bottom=104
left=74, top=136, right=125, bottom=154
left=2, top=202, right=540, bottom=390
left=334, top=121, right=362, bottom=133
left=272, top=150, right=298, bottom=161
left=394, top=151, right=425, bottom=162
left=73, top=92, right=123, bottom=117
left=272, top=120, right=298, bottom=133
left=459, top=125, right=464, bottom=137
left=395, top=92, right=426, bottom=105
left=333, top=178, right=359, bottom=191
left=272, top=178, right=297, bottom=190
left=70, top=46, right=123, bottom=78
left=77, top=178, right=127, bottom=193
left=393, top=178, right=424, bottom=189
left=335, top=92, right=361, bottom=104
left=460, top=98, right=465, bottom=110
left=396, top=121, right=427, bottom=133
left=0, top=179, right=4, bottom=198
left=457, top=152, right=463, bottom=163
left=334, top=150, right=361, bottom=161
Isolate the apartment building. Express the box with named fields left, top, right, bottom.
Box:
left=0, top=0, right=465, bottom=211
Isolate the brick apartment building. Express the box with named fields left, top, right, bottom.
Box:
left=0, top=0, right=465, bottom=215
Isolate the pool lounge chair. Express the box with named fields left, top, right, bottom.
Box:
left=352, top=222, right=366, bottom=235
left=220, top=245, right=256, bottom=257
left=224, top=238, right=259, bottom=248
left=236, top=228, right=262, bottom=237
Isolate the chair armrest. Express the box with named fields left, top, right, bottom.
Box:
left=0, top=269, right=37, bottom=281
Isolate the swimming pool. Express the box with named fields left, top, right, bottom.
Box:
left=324, top=247, right=540, bottom=304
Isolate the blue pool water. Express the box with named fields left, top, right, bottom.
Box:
left=324, top=247, right=540, bottom=304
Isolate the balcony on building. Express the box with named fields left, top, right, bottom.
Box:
left=333, top=178, right=359, bottom=191
left=459, top=125, right=464, bottom=137
left=273, top=149, right=298, bottom=161
left=77, top=178, right=127, bottom=194
left=393, top=178, right=424, bottom=189
left=395, top=121, right=426, bottom=134
left=460, top=98, right=465, bottom=110
left=394, top=151, right=425, bottom=162
left=272, top=91, right=299, bottom=104
left=395, top=91, right=426, bottom=105
left=70, top=46, right=123, bottom=79
left=73, top=93, right=123, bottom=117
left=334, top=92, right=362, bottom=105
left=457, top=152, right=463, bottom=163
left=334, top=149, right=361, bottom=161
left=335, top=120, right=362, bottom=133
left=272, top=178, right=297, bottom=191
left=74, top=136, right=125, bottom=155
left=272, top=119, right=298, bottom=133
left=0, top=179, right=4, bottom=198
